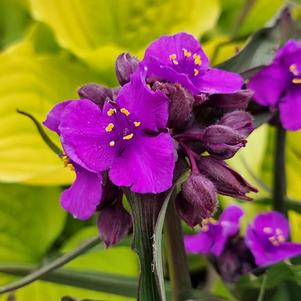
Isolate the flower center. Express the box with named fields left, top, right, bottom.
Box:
left=263, top=227, right=286, bottom=247
left=289, top=64, right=301, bottom=84
left=105, top=106, right=141, bottom=148
left=168, top=48, right=203, bottom=78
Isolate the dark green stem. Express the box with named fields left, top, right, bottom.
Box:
left=273, top=125, right=287, bottom=214
left=164, top=198, right=193, bottom=301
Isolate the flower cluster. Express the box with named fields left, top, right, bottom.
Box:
left=248, top=39, right=301, bottom=131
left=44, top=32, right=256, bottom=245
left=185, top=206, right=301, bottom=282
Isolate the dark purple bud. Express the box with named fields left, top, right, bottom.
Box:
left=208, top=89, right=253, bottom=111
left=219, top=111, right=254, bottom=137
left=194, top=93, right=209, bottom=106
left=179, top=173, right=217, bottom=227
left=78, top=83, right=113, bottom=109
left=115, top=53, right=139, bottom=85
left=152, top=82, right=194, bottom=129
left=97, top=201, right=132, bottom=247
left=201, top=125, right=247, bottom=160
left=198, top=156, right=258, bottom=200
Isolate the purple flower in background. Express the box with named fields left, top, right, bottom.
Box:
left=184, top=205, right=243, bottom=256
left=248, top=40, right=301, bottom=130
left=246, top=211, right=301, bottom=266
left=142, top=32, right=243, bottom=95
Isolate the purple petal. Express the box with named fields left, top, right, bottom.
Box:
left=117, top=71, right=169, bottom=130
left=43, top=100, right=72, bottom=134
left=199, top=68, right=243, bottom=94
left=220, top=205, right=244, bottom=224
left=276, top=39, right=301, bottom=61
left=59, top=99, right=117, bottom=172
left=61, top=164, right=102, bottom=220
left=109, top=133, right=175, bottom=193
left=144, top=32, right=209, bottom=69
left=279, top=86, right=301, bottom=131
left=248, top=63, right=287, bottom=107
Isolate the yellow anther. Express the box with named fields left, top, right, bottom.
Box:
left=202, top=225, right=209, bottom=232
left=263, top=227, right=273, bottom=234
left=169, top=54, right=177, bottom=61
left=62, top=155, right=74, bottom=171
left=105, top=123, right=115, bottom=132
left=134, top=121, right=141, bottom=127
left=193, top=54, right=202, bottom=65
left=109, top=140, right=115, bottom=147
left=172, top=60, right=179, bottom=65
left=278, top=235, right=285, bottom=242
left=292, top=78, right=301, bottom=84
left=183, top=48, right=191, bottom=57
left=202, top=218, right=209, bottom=225
left=107, top=108, right=116, bottom=116
left=123, top=133, right=134, bottom=140
left=290, top=64, right=298, bottom=76
left=209, top=217, right=217, bottom=225
left=120, top=108, right=130, bottom=116
left=194, top=68, right=199, bottom=76
left=275, top=228, right=282, bottom=235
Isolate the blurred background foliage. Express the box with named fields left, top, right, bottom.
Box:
left=0, top=0, right=301, bottom=300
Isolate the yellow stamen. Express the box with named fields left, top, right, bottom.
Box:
left=172, top=60, right=179, bottom=65
left=134, top=121, right=141, bottom=127
left=209, top=217, right=218, bottom=225
left=123, top=133, right=134, bottom=140
left=263, top=227, right=273, bottom=234
left=290, top=64, right=298, bottom=76
left=120, top=108, right=130, bottom=116
left=202, top=218, right=209, bottom=225
left=105, top=123, right=114, bottom=132
left=278, top=235, right=285, bottom=242
left=194, top=68, right=199, bottom=76
left=202, top=225, right=209, bottom=232
left=292, top=78, right=301, bottom=84
left=107, top=108, right=116, bottom=116
left=109, top=140, right=115, bottom=147
left=193, top=54, right=202, bottom=65
left=183, top=48, right=191, bottom=57
left=62, top=155, right=74, bottom=171
left=169, top=54, right=177, bottom=61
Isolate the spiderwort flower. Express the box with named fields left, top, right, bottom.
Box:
left=184, top=205, right=244, bottom=256
left=248, top=39, right=301, bottom=131
left=142, top=32, right=243, bottom=95
left=245, top=211, right=301, bottom=266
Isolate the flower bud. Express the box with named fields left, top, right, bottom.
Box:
left=198, top=156, right=258, bottom=200
left=152, top=82, right=194, bottom=129
left=201, top=125, right=247, bottom=159
left=208, top=89, right=253, bottom=111
left=115, top=53, right=139, bottom=85
left=219, top=111, right=254, bottom=137
left=179, top=173, right=217, bottom=227
left=78, top=83, right=113, bottom=109
left=97, top=201, right=132, bottom=247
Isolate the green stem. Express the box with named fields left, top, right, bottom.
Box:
left=164, top=198, right=193, bottom=301
left=273, top=125, right=287, bottom=214
left=257, top=274, right=268, bottom=301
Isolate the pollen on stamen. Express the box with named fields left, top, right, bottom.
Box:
left=107, top=108, right=116, bottom=116
left=109, top=140, right=115, bottom=147
left=169, top=53, right=177, bottom=60
left=292, top=78, right=301, bottom=84
left=289, top=64, right=298, bottom=76
left=120, top=108, right=130, bottom=116
left=183, top=48, right=191, bottom=57
left=194, top=68, right=199, bottom=76
left=123, top=133, right=134, bottom=140
left=105, top=123, right=114, bottom=132
left=278, top=235, right=285, bottom=242
left=193, top=54, right=202, bottom=65
left=134, top=121, right=141, bottom=127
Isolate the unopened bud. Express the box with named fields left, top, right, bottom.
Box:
left=152, top=82, right=194, bottom=129
left=198, top=156, right=258, bottom=200
left=179, top=173, right=217, bottom=227
left=78, top=83, right=113, bottom=109
left=115, top=53, right=139, bottom=85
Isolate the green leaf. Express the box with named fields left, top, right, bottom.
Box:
left=219, top=7, right=293, bottom=74
left=29, top=0, right=220, bottom=84
left=0, top=34, right=103, bottom=185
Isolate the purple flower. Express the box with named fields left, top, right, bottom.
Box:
left=142, top=32, right=243, bottom=95
left=245, top=211, right=301, bottom=266
left=248, top=40, right=301, bottom=131
left=184, top=205, right=243, bottom=256
left=45, top=71, right=175, bottom=197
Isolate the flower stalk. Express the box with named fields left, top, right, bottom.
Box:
left=164, top=197, right=193, bottom=301
left=273, top=125, right=287, bottom=214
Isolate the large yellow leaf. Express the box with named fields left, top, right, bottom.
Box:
left=0, top=37, right=103, bottom=185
